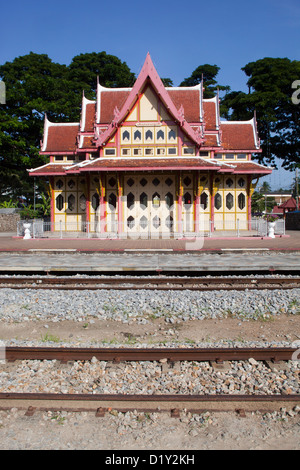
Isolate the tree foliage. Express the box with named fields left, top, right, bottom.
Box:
left=0, top=51, right=135, bottom=202
left=180, top=64, right=230, bottom=98
left=222, top=57, right=300, bottom=171
left=67, top=52, right=135, bottom=97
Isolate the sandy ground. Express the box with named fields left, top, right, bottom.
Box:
left=1, top=314, right=299, bottom=346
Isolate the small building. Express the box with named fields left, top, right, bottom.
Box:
left=28, top=54, right=272, bottom=237
left=263, top=191, right=292, bottom=205
left=272, top=197, right=298, bottom=215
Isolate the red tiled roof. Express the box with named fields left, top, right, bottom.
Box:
left=28, top=163, right=72, bottom=175
left=167, top=89, right=200, bottom=122
left=84, top=103, right=96, bottom=132
left=41, top=122, right=79, bottom=153
left=29, top=158, right=271, bottom=177
left=76, top=157, right=219, bottom=172
left=203, top=101, right=217, bottom=130
left=280, top=197, right=296, bottom=209
left=80, top=135, right=96, bottom=149
left=230, top=161, right=272, bottom=174
left=202, top=134, right=218, bottom=147
left=272, top=206, right=284, bottom=214
left=100, top=90, right=131, bottom=124
left=220, top=123, right=256, bottom=150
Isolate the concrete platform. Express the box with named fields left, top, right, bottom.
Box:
left=0, top=230, right=299, bottom=252
left=0, top=251, right=299, bottom=274
left=0, top=231, right=299, bottom=274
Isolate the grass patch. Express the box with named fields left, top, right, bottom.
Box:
left=41, top=333, right=61, bottom=343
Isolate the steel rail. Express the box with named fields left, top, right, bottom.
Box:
left=1, top=275, right=300, bottom=290
left=0, top=392, right=299, bottom=416
left=4, top=346, right=297, bottom=363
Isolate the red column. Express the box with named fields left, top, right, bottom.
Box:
left=85, top=174, right=90, bottom=222
left=100, top=173, right=106, bottom=233
left=247, top=175, right=252, bottom=230
left=50, top=176, right=54, bottom=231
left=177, top=172, right=183, bottom=234
left=210, top=173, right=215, bottom=232
left=117, top=172, right=123, bottom=236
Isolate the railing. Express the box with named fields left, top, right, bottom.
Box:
left=250, top=217, right=285, bottom=237
left=17, top=217, right=285, bottom=239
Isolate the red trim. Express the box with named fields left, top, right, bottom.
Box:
left=232, top=169, right=272, bottom=174
left=40, top=151, right=76, bottom=155
left=79, top=165, right=218, bottom=172
left=29, top=171, right=67, bottom=176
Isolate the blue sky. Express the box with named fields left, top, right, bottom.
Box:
left=1, top=0, right=299, bottom=190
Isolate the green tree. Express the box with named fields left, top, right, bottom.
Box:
left=161, top=78, right=173, bottom=87
left=67, top=52, right=136, bottom=97
left=180, top=64, right=230, bottom=98
left=251, top=191, right=276, bottom=214
left=0, top=52, right=78, bottom=202
left=222, top=57, right=300, bottom=171
left=258, top=181, right=271, bottom=193
left=0, top=51, right=135, bottom=202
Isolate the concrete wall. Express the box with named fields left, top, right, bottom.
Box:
left=285, top=211, right=300, bottom=230
left=0, top=209, right=20, bottom=232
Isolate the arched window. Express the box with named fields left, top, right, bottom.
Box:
left=79, top=194, right=86, bottom=212
left=200, top=192, right=208, bottom=210
left=108, top=193, right=117, bottom=211
left=226, top=193, right=234, bottom=210
left=238, top=193, right=246, bottom=210
left=56, top=179, right=63, bottom=189
left=157, top=129, right=164, bottom=141
left=127, top=192, right=135, bottom=210
left=165, top=192, right=174, bottom=208
left=92, top=193, right=99, bottom=211
left=67, top=179, right=75, bottom=189
left=168, top=129, right=176, bottom=141
left=183, top=192, right=192, bottom=208
left=214, top=193, right=222, bottom=210
left=152, top=192, right=160, bottom=208
left=122, top=130, right=130, bottom=142
left=134, top=130, right=141, bottom=141
left=145, top=130, right=153, bottom=140
left=152, top=215, right=161, bottom=228
left=140, top=192, right=148, bottom=209
left=56, top=194, right=64, bottom=211
left=127, top=216, right=135, bottom=228
left=67, top=194, right=75, bottom=211
left=140, top=216, right=148, bottom=229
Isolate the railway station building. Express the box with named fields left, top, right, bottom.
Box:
left=29, top=53, right=272, bottom=237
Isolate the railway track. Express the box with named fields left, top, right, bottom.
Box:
left=1, top=275, right=300, bottom=290
left=4, top=346, right=298, bottom=363
left=1, top=392, right=299, bottom=417
left=1, top=346, right=299, bottom=417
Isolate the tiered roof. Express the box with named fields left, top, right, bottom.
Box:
left=30, top=53, right=271, bottom=177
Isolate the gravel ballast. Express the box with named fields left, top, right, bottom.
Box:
left=0, top=287, right=299, bottom=323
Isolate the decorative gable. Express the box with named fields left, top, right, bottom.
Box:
left=37, top=53, right=263, bottom=164
left=94, top=53, right=205, bottom=150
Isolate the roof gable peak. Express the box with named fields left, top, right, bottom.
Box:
left=95, top=53, right=204, bottom=147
